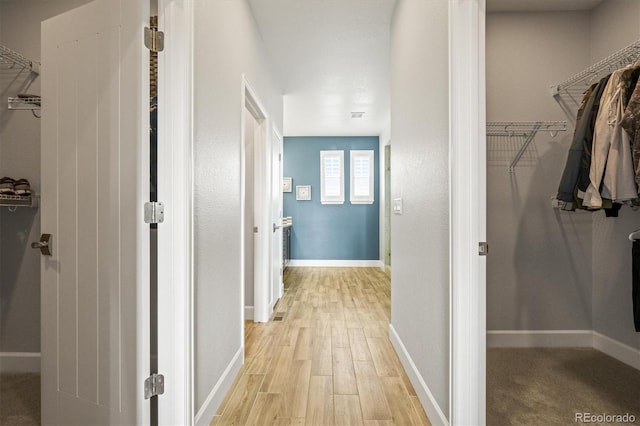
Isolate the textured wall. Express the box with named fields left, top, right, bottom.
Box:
left=283, top=136, right=380, bottom=261
left=193, top=0, right=283, bottom=413
left=486, top=11, right=593, bottom=331
left=390, top=0, right=450, bottom=418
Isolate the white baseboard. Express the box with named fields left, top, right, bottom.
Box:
left=245, top=306, right=254, bottom=321
left=593, top=332, right=640, bottom=370
left=0, top=352, right=40, bottom=373
left=194, top=347, right=243, bottom=426
left=288, top=259, right=384, bottom=268
left=389, top=325, right=449, bottom=426
left=487, top=330, right=593, bottom=348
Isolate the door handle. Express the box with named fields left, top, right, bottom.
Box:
left=31, top=233, right=52, bottom=256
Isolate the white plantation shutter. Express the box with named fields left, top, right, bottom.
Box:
left=320, top=150, right=344, bottom=204
left=350, top=150, right=374, bottom=204
left=324, top=156, right=341, bottom=196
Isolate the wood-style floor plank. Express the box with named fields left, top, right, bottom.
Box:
left=334, top=394, right=364, bottom=425
left=216, top=374, right=265, bottom=425
left=353, top=361, right=392, bottom=421
left=380, top=376, right=426, bottom=425
left=245, top=392, right=282, bottom=425
left=305, top=375, right=334, bottom=426
left=332, top=346, right=358, bottom=395
left=210, top=267, right=431, bottom=426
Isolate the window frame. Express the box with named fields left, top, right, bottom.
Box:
left=320, top=150, right=345, bottom=205
left=349, top=150, right=375, bottom=205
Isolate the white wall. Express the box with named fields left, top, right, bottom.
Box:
left=0, top=0, right=92, bottom=362
left=192, top=0, right=283, bottom=419
left=589, top=0, right=640, bottom=350
left=486, top=11, right=593, bottom=332
left=390, top=0, right=450, bottom=420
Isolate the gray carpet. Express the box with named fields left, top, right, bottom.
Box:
left=488, top=348, right=640, bottom=426
left=1, top=373, right=40, bottom=426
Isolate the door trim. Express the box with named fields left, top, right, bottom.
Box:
left=241, top=77, right=271, bottom=323
left=156, top=0, right=194, bottom=424
left=448, top=0, right=486, bottom=424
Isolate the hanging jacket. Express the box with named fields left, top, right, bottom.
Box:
left=582, top=66, right=640, bottom=208
left=556, top=76, right=608, bottom=209
left=621, top=75, right=640, bottom=186
left=577, top=75, right=611, bottom=195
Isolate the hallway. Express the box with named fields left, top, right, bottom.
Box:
left=210, top=268, right=431, bottom=425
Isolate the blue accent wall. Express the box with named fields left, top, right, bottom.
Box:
left=283, top=136, right=379, bottom=260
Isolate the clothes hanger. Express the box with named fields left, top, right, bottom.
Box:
left=628, top=229, right=640, bottom=241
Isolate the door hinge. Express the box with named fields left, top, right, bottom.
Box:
left=254, top=226, right=259, bottom=233
left=144, top=27, right=165, bottom=52
left=279, top=153, right=282, bottom=161
left=479, top=242, right=489, bottom=256
left=144, top=202, right=165, bottom=224
left=144, top=373, right=165, bottom=399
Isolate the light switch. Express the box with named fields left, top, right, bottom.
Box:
left=393, top=198, right=403, bottom=215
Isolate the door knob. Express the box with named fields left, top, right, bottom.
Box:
left=31, top=233, right=52, bottom=256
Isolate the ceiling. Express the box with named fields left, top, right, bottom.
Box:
left=248, top=0, right=606, bottom=137
left=248, top=0, right=395, bottom=137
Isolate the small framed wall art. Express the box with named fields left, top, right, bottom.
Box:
left=296, top=185, right=311, bottom=201
left=283, top=177, right=292, bottom=193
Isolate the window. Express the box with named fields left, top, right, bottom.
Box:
left=320, top=150, right=344, bottom=204
left=350, top=150, right=374, bottom=204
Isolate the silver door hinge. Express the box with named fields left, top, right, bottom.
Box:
left=479, top=242, right=489, bottom=256
left=279, top=153, right=282, bottom=161
left=144, top=27, right=165, bottom=52
left=144, top=202, right=165, bottom=224
left=144, top=373, right=165, bottom=399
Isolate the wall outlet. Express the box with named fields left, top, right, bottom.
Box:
left=393, top=198, right=403, bottom=215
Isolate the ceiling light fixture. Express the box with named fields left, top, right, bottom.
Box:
left=351, top=111, right=365, bottom=119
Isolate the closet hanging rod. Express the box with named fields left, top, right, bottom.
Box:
left=551, top=39, right=640, bottom=96
left=0, top=44, right=40, bottom=75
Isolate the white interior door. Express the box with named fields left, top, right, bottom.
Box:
left=271, top=128, right=283, bottom=304
left=40, top=0, right=149, bottom=424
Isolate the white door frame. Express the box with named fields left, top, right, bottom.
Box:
left=271, top=126, right=284, bottom=301
left=241, top=77, right=272, bottom=323
left=156, top=0, right=194, bottom=424
left=449, top=0, right=486, bottom=424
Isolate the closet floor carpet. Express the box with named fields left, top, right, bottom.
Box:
left=211, top=267, right=431, bottom=426
left=0, top=373, right=40, bottom=425
left=487, top=348, right=640, bottom=425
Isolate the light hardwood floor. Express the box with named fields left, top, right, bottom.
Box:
left=210, top=267, right=431, bottom=426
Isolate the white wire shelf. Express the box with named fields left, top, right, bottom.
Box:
left=487, top=121, right=568, bottom=171
left=8, top=96, right=41, bottom=111
left=0, top=44, right=40, bottom=74
left=0, top=194, right=39, bottom=209
left=551, top=39, right=640, bottom=123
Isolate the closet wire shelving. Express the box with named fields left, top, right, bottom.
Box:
left=487, top=121, right=568, bottom=172
left=1, top=44, right=41, bottom=117
left=551, top=39, right=640, bottom=124
left=0, top=194, right=39, bottom=210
